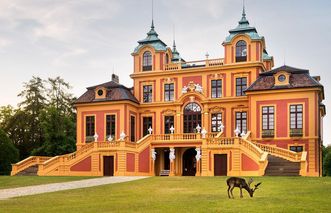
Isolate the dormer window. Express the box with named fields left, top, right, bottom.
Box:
left=95, top=87, right=106, bottom=99
left=97, top=89, right=104, bottom=96
left=236, top=40, right=247, bottom=62
left=274, top=71, right=290, bottom=86
left=143, top=51, right=152, bottom=71
left=278, top=75, right=286, bottom=82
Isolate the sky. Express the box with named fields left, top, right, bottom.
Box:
left=0, top=0, right=330, bottom=145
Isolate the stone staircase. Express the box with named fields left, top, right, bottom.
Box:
left=15, top=165, right=38, bottom=176
left=265, top=155, right=300, bottom=176
left=160, top=170, right=170, bottom=176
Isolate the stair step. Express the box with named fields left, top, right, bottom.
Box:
left=16, top=165, right=38, bottom=176
left=160, top=170, right=170, bottom=176
left=265, top=155, right=300, bottom=176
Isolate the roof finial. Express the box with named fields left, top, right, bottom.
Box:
left=242, top=0, right=246, bottom=18
left=151, top=0, right=154, bottom=29
left=173, top=24, right=176, bottom=50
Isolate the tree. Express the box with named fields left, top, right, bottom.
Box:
left=0, top=105, right=14, bottom=129
left=32, top=106, right=76, bottom=156
left=31, top=77, right=76, bottom=156
left=323, top=145, right=331, bottom=176
left=0, top=128, right=19, bottom=175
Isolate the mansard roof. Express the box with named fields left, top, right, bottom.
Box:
left=246, top=65, right=322, bottom=92
left=75, top=81, right=139, bottom=105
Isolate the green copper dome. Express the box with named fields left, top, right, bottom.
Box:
left=133, top=20, right=168, bottom=54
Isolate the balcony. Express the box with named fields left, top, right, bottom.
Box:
left=164, top=58, right=224, bottom=71
left=262, top=129, right=274, bottom=138
left=290, top=128, right=303, bottom=137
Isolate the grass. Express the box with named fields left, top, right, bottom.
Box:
left=0, top=176, right=96, bottom=189
left=1, top=176, right=331, bottom=213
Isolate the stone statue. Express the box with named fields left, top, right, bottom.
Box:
left=195, top=148, right=201, bottom=162
left=151, top=149, right=157, bottom=161
left=169, top=148, right=176, bottom=162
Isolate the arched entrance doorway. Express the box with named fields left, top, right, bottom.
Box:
left=183, top=102, right=202, bottom=133
left=182, top=148, right=197, bottom=176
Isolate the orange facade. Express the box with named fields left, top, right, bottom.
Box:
left=11, top=9, right=325, bottom=177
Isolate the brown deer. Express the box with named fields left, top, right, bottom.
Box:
left=226, top=177, right=261, bottom=199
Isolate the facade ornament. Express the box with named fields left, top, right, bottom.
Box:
left=181, top=81, right=203, bottom=94
left=241, top=130, right=246, bottom=138
left=195, top=84, right=203, bottom=93
left=120, top=131, right=126, bottom=141
left=196, top=124, right=202, bottom=133
left=201, top=128, right=207, bottom=138
left=170, top=125, right=175, bottom=134
left=182, top=86, right=188, bottom=94
left=148, top=126, right=153, bottom=134
left=234, top=127, right=241, bottom=137
left=93, top=133, right=99, bottom=142
left=107, top=135, right=113, bottom=142
left=219, top=122, right=225, bottom=132
left=169, top=148, right=176, bottom=162
left=195, top=148, right=201, bottom=162
left=151, top=149, right=157, bottom=161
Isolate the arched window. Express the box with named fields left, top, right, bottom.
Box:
left=184, top=102, right=202, bottom=133
left=236, top=40, right=247, bottom=62
left=184, top=102, right=202, bottom=113
left=143, top=51, right=152, bottom=71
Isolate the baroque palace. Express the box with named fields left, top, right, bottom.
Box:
left=12, top=8, right=325, bottom=177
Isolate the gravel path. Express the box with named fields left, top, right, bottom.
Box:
left=0, top=176, right=148, bottom=200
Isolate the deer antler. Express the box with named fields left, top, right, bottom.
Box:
left=247, top=178, right=253, bottom=187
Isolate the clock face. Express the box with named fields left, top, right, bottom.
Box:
left=97, top=89, right=103, bottom=96
left=278, top=74, right=286, bottom=82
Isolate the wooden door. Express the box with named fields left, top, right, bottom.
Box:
left=103, top=156, right=114, bottom=176
left=214, top=154, right=227, bottom=176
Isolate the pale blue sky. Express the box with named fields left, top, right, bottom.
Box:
left=0, top=0, right=330, bottom=145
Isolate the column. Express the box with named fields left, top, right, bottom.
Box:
left=195, top=147, right=201, bottom=176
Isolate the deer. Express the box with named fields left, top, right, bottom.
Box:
left=226, top=177, right=261, bottom=199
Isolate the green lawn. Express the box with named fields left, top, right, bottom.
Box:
left=0, top=176, right=95, bottom=189
left=1, top=176, right=331, bottom=213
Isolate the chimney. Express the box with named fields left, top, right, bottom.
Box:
left=112, top=74, right=119, bottom=83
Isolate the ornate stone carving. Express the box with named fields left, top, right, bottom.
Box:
left=181, top=81, right=204, bottom=94
left=151, top=149, right=157, bottom=161
left=170, top=125, right=175, bottom=134
left=201, top=128, right=207, bottom=138
left=148, top=126, right=153, bottom=134
left=169, top=148, right=176, bottom=162
left=195, top=148, right=201, bottom=162
left=209, top=106, right=224, bottom=113
left=94, top=133, right=99, bottom=142
left=162, top=109, right=176, bottom=115
left=120, top=131, right=126, bottom=141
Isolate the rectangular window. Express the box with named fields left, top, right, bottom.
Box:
left=130, top=116, right=135, bottom=142
left=262, top=106, right=274, bottom=137
left=236, top=77, right=247, bottom=96
left=211, top=80, right=222, bottom=98
left=235, top=112, right=247, bottom=134
left=143, top=117, right=152, bottom=137
left=290, top=104, right=303, bottom=136
left=143, top=85, right=153, bottom=103
left=106, top=115, right=116, bottom=139
left=164, top=116, right=174, bottom=134
left=211, top=113, right=223, bottom=132
left=164, top=83, right=174, bottom=102
left=85, top=116, right=95, bottom=142
left=289, top=146, right=303, bottom=152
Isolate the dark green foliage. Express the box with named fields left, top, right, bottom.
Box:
left=32, top=106, right=76, bottom=156
left=0, top=128, right=19, bottom=175
left=323, top=145, right=331, bottom=176
left=0, top=76, right=76, bottom=161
